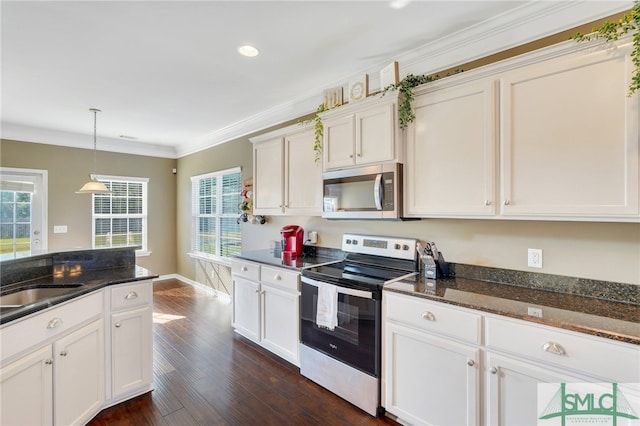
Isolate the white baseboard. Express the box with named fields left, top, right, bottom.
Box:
left=154, top=273, right=231, bottom=304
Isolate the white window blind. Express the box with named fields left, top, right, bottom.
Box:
left=191, top=167, right=242, bottom=259
left=92, top=175, right=148, bottom=252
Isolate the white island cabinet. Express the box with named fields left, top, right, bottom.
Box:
left=0, top=291, right=105, bottom=426
left=231, top=259, right=300, bottom=366
left=0, top=279, right=154, bottom=426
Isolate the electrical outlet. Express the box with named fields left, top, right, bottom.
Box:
left=528, top=307, right=543, bottom=318
left=527, top=248, right=543, bottom=268
left=53, top=225, right=68, bottom=234
left=309, top=231, right=318, bottom=244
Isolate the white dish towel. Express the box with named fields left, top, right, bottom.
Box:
left=315, top=282, right=338, bottom=330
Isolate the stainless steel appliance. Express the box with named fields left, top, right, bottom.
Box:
left=322, top=163, right=404, bottom=220
left=300, top=233, right=418, bottom=416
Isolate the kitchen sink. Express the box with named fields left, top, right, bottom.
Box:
left=0, top=284, right=83, bottom=307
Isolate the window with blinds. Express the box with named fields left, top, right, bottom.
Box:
left=92, top=175, right=148, bottom=251
left=191, top=167, right=242, bottom=259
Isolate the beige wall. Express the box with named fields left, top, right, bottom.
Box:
left=0, top=139, right=177, bottom=275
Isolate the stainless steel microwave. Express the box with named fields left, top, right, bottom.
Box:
left=322, top=162, right=404, bottom=220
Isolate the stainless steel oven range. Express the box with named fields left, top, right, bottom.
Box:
left=300, top=233, right=418, bottom=416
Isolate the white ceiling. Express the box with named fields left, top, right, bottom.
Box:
left=0, top=1, right=631, bottom=158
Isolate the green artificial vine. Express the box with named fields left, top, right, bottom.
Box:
left=381, top=73, right=440, bottom=130
left=572, top=0, right=640, bottom=96
left=300, top=103, right=327, bottom=163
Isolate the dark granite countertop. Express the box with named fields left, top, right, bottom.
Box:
left=233, top=247, right=342, bottom=271
left=385, top=275, right=640, bottom=346
left=0, top=265, right=158, bottom=325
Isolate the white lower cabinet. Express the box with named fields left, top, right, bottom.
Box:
left=0, top=318, right=104, bottom=426
left=384, top=291, right=640, bottom=426
left=231, top=260, right=300, bottom=366
left=385, top=322, right=480, bottom=426
left=0, top=280, right=154, bottom=425
left=108, top=281, right=153, bottom=403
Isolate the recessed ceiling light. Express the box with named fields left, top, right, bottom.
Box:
left=238, top=45, right=259, bottom=57
left=389, top=0, right=410, bottom=9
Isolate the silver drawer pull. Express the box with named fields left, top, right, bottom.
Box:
left=274, top=274, right=281, bottom=281
left=115, top=323, right=122, bottom=328
left=125, top=291, right=138, bottom=300
left=467, top=359, right=475, bottom=367
left=60, top=350, right=68, bottom=357
left=47, top=318, right=63, bottom=329
left=45, top=359, right=53, bottom=365
left=542, top=341, right=566, bottom=356
left=241, top=266, right=248, bottom=272
left=421, top=311, right=435, bottom=321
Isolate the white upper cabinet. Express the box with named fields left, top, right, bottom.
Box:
left=405, top=78, right=497, bottom=217
left=404, top=37, right=639, bottom=222
left=321, top=92, right=401, bottom=171
left=500, top=40, right=638, bottom=220
left=251, top=124, right=322, bottom=216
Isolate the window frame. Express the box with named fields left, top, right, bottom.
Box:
left=189, top=167, right=242, bottom=265
left=92, top=174, right=150, bottom=256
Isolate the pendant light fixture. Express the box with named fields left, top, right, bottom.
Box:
left=77, top=108, right=110, bottom=194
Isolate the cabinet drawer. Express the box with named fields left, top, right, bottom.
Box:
left=485, top=316, right=640, bottom=383
left=231, top=259, right=260, bottom=282
left=260, top=266, right=299, bottom=292
left=1, top=291, right=104, bottom=363
left=385, top=292, right=482, bottom=344
left=111, top=281, right=152, bottom=311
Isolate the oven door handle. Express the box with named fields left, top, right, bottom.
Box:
left=301, top=276, right=374, bottom=300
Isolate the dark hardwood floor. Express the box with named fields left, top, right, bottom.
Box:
left=89, top=279, right=399, bottom=425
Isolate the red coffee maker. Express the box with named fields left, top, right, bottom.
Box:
left=281, top=225, right=304, bottom=257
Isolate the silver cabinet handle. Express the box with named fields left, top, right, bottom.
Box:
left=503, top=200, right=511, bottom=206
left=485, top=200, right=492, bottom=206
left=125, top=291, right=138, bottom=300
left=47, top=318, right=63, bottom=329
left=115, top=323, right=122, bottom=328
left=349, top=154, right=354, bottom=158
left=255, top=289, right=260, bottom=293
left=490, top=367, right=498, bottom=374
left=542, top=341, right=566, bottom=356
left=467, top=359, right=475, bottom=367
left=45, top=359, right=53, bottom=365
left=421, top=311, right=435, bottom=321
left=241, top=266, right=248, bottom=272
left=60, top=350, right=68, bottom=357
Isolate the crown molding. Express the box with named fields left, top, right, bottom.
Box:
left=1, top=122, right=177, bottom=158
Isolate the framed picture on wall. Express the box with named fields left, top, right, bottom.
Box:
left=348, top=75, right=369, bottom=103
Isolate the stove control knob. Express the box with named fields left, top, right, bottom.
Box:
left=403, top=244, right=410, bottom=250
left=352, top=239, right=358, bottom=245
left=394, top=244, right=401, bottom=250
left=346, top=239, right=352, bottom=244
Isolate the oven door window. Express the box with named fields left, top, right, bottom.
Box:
left=300, top=281, right=379, bottom=377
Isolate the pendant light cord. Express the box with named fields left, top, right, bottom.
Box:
left=90, top=108, right=101, bottom=179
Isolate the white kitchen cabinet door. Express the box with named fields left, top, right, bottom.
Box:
left=253, top=136, right=284, bottom=215
left=323, top=114, right=356, bottom=170
left=0, top=345, right=53, bottom=426
left=260, top=283, right=300, bottom=365
left=111, top=305, right=153, bottom=398
left=54, top=318, right=105, bottom=426
left=500, top=41, right=639, bottom=220
left=285, top=127, right=323, bottom=215
left=355, top=102, right=396, bottom=166
left=485, top=352, right=589, bottom=426
left=405, top=79, right=497, bottom=217
left=385, top=322, right=480, bottom=426
left=232, top=276, right=260, bottom=342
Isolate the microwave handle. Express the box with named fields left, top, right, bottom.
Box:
left=374, top=173, right=383, bottom=210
